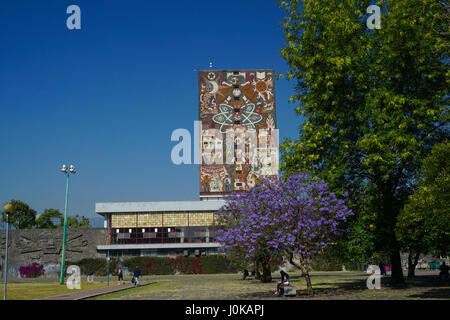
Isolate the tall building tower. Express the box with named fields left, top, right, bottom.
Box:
left=198, top=69, right=278, bottom=200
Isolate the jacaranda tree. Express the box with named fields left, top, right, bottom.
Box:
left=216, top=173, right=353, bottom=295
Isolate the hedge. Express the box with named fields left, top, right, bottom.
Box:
left=66, top=258, right=117, bottom=276
left=122, top=255, right=240, bottom=275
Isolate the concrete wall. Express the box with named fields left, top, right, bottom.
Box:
left=0, top=228, right=109, bottom=277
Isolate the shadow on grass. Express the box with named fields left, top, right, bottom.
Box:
left=237, top=274, right=450, bottom=299
left=409, top=288, right=450, bottom=299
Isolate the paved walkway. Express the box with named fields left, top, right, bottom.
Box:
left=40, top=281, right=154, bottom=300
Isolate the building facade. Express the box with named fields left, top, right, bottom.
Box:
left=96, top=201, right=225, bottom=257
left=96, top=69, right=278, bottom=256
left=199, top=69, right=278, bottom=200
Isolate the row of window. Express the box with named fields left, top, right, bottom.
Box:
left=110, top=226, right=216, bottom=245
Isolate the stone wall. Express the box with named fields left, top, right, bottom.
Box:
left=0, top=228, right=109, bottom=277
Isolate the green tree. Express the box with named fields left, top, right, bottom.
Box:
left=279, top=0, right=448, bottom=285
left=1, top=200, right=37, bottom=229
left=66, top=214, right=91, bottom=228
left=35, top=209, right=63, bottom=229
left=396, top=140, right=450, bottom=277
left=35, top=210, right=91, bottom=229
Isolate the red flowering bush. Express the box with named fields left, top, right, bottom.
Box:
left=19, top=262, right=45, bottom=278
left=190, top=258, right=202, bottom=274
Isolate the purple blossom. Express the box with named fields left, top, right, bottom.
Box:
left=19, top=262, right=45, bottom=278
left=215, top=173, right=353, bottom=259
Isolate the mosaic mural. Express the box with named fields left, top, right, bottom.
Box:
left=198, top=70, right=278, bottom=197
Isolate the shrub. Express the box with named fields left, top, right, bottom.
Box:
left=19, top=262, right=45, bottom=278
left=66, top=258, right=117, bottom=276
left=122, top=255, right=240, bottom=275
left=198, top=255, right=239, bottom=274
left=123, top=257, right=173, bottom=275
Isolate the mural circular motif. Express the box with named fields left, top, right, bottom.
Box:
left=255, top=80, right=268, bottom=92
left=205, top=81, right=218, bottom=93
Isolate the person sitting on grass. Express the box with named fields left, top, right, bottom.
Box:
left=274, top=270, right=290, bottom=296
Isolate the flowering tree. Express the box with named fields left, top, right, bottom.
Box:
left=216, top=173, right=352, bottom=294
left=19, top=262, right=45, bottom=278
left=215, top=180, right=284, bottom=283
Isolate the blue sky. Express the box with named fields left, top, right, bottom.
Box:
left=0, top=0, right=303, bottom=226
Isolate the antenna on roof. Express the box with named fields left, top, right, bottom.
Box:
left=209, top=61, right=213, bottom=69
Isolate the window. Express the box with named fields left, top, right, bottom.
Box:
left=188, top=226, right=211, bottom=243
left=111, top=228, right=137, bottom=244
left=143, top=233, right=157, bottom=239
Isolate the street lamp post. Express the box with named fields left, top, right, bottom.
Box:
left=3, top=203, right=12, bottom=300
left=59, top=164, right=76, bottom=285
left=106, top=249, right=110, bottom=287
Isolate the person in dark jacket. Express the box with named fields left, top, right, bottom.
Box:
left=133, top=266, right=142, bottom=286
left=117, top=267, right=124, bottom=285
left=439, top=261, right=449, bottom=281
left=274, top=270, right=290, bottom=295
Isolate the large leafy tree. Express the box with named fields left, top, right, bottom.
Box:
left=35, top=209, right=91, bottom=229
left=216, top=173, right=352, bottom=294
left=35, top=209, right=64, bottom=229
left=1, top=200, right=37, bottom=229
left=396, top=140, right=450, bottom=277
left=66, top=214, right=91, bottom=228
left=279, top=0, right=448, bottom=285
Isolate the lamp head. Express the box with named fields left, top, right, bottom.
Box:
left=61, top=164, right=68, bottom=173
left=3, top=203, right=13, bottom=214
left=69, top=165, right=76, bottom=174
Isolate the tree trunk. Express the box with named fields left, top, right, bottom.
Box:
left=283, top=250, right=313, bottom=295
left=254, top=261, right=261, bottom=280
left=407, top=251, right=420, bottom=279
left=390, top=249, right=405, bottom=286
left=299, top=255, right=313, bottom=296
left=260, top=262, right=272, bottom=283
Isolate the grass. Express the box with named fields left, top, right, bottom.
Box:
left=87, top=270, right=450, bottom=300
left=1, top=271, right=448, bottom=300
left=0, top=277, right=109, bottom=300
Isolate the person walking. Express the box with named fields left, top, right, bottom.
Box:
left=379, top=261, right=386, bottom=276
left=117, top=267, right=123, bottom=285
left=133, top=266, right=142, bottom=286
left=439, top=261, right=449, bottom=282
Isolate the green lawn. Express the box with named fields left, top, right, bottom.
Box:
left=0, top=279, right=108, bottom=300
left=1, top=271, right=448, bottom=300
left=87, top=271, right=450, bottom=300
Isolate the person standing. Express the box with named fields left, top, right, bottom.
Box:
left=439, top=261, right=449, bottom=282
left=133, top=266, right=142, bottom=286
left=117, top=267, right=123, bottom=285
